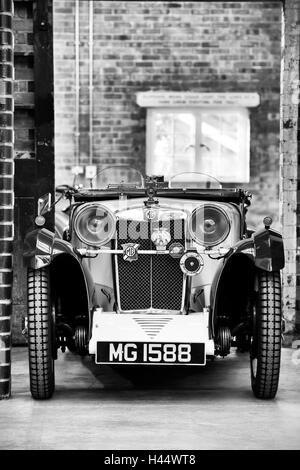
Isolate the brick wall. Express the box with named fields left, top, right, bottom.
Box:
left=14, top=1, right=35, bottom=158
left=54, top=1, right=282, bottom=229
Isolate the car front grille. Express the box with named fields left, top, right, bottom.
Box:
left=116, top=218, right=185, bottom=312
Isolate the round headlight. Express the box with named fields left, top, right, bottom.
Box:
left=73, top=203, right=116, bottom=246
left=189, top=205, right=230, bottom=247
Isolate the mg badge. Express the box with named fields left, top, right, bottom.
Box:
left=122, top=243, right=140, bottom=262
left=144, top=208, right=157, bottom=221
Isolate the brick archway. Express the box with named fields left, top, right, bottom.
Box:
left=1, top=0, right=299, bottom=398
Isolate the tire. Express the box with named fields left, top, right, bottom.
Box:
left=250, top=270, right=282, bottom=399
left=215, top=326, right=231, bottom=357
left=27, top=267, right=55, bottom=399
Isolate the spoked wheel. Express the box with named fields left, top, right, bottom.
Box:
left=250, top=270, right=282, bottom=399
left=27, top=267, right=55, bottom=399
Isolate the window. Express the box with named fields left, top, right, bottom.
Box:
left=146, top=107, right=250, bottom=183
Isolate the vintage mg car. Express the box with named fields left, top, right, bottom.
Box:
left=24, top=167, right=285, bottom=400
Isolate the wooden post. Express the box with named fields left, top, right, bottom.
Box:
left=280, top=0, right=300, bottom=344
left=12, top=0, right=54, bottom=346
left=33, top=0, right=55, bottom=220
left=0, top=0, right=14, bottom=399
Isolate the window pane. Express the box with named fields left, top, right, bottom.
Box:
left=199, top=111, right=249, bottom=182
left=152, top=112, right=195, bottom=175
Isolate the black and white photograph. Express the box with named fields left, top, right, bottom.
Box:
left=0, top=0, right=300, bottom=453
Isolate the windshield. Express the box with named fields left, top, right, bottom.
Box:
left=74, top=165, right=222, bottom=191
left=169, top=172, right=222, bottom=189
left=85, top=165, right=145, bottom=189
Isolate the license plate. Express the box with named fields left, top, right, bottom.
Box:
left=96, top=342, right=205, bottom=365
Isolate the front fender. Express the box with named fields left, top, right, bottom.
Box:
left=24, top=227, right=79, bottom=269
left=226, top=228, right=285, bottom=272
left=209, top=230, right=284, bottom=337
left=252, top=228, right=285, bottom=272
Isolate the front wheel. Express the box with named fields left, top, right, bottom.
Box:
left=27, top=267, right=55, bottom=399
left=250, top=270, right=282, bottom=399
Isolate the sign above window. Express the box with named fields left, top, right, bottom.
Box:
left=137, top=91, right=260, bottom=108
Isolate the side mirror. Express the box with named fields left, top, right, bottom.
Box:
left=35, top=193, right=52, bottom=226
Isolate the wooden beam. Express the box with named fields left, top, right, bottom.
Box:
left=33, top=0, right=54, bottom=228
left=14, top=0, right=54, bottom=230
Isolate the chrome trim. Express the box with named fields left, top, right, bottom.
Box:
left=114, top=232, right=122, bottom=314
left=115, top=309, right=182, bottom=315
left=150, top=252, right=153, bottom=310
left=181, top=217, right=188, bottom=314
left=115, top=203, right=189, bottom=221
left=181, top=274, right=188, bottom=314
left=77, top=247, right=231, bottom=256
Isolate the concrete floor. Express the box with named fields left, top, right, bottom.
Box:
left=0, top=347, right=299, bottom=450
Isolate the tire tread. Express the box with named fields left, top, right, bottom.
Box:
left=251, top=270, right=282, bottom=399
left=27, top=268, right=54, bottom=399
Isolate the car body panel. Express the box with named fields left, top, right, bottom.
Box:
left=89, top=308, right=214, bottom=362
left=24, top=174, right=285, bottom=366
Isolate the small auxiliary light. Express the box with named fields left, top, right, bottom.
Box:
left=180, top=251, right=204, bottom=276
left=35, top=215, right=45, bottom=227
left=263, top=216, right=273, bottom=229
